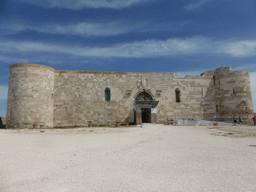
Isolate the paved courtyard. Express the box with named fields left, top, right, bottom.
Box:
left=1, top=124, right=256, bottom=191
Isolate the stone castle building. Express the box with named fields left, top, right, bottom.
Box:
left=6, top=63, right=254, bottom=128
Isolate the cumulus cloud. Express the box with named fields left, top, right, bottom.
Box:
left=184, top=0, right=211, bottom=10
left=17, top=0, right=152, bottom=9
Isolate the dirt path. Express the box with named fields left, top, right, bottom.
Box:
left=1, top=124, right=256, bottom=191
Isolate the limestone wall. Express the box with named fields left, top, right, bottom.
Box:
left=6, top=63, right=254, bottom=128
left=53, top=70, right=213, bottom=126
left=6, top=64, right=55, bottom=128
left=159, top=73, right=213, bottom=121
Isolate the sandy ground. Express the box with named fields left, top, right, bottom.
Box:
left=1, top=124, right=256, bottom=192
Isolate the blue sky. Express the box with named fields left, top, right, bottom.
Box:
left=0, top=0, right=256, bottom=117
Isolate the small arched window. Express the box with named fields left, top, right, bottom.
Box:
left=175, top=88, right=180, bottom=103
left=105, top=88, right=110, bottom=102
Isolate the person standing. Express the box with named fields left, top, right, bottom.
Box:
left=253, top=115, right=256, bottom=126
left=238, top=116, right=242, bottom=126
left=233, top=115, right=237, bottom=126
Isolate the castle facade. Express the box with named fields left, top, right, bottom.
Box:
left=6, top=63, right=254, bottom=128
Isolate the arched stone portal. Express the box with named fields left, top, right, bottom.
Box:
left=134, top=90, right=159, bottom=124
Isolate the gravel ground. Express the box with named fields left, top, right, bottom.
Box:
left=1, top=124, right=256, bottom=191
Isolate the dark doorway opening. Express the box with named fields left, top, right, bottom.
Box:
left=142, top=108, right=151, bottom=123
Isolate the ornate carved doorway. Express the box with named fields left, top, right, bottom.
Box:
left=134, top=90, right=159, bottom=124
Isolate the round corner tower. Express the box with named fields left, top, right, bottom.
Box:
left=6, top=63, right=55, bottom=128
left=213, top=67, right=253, bottom=123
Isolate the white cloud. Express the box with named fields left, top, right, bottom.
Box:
left=185, top=0, right=211, bottom=10
left=0, top=85, right=8, bottom=100
left=1, top=22, right=138, bottom=37
left=1, top=20, right=185, bottom=37
left=1, top=36, right=256, bottom=59
left=217, top=40, right=256, bottom=57
left=0, top=36, right=213, bottom=58
left=18, top=0, right=152, bottom=9
left=82, top=36, right=213, bottom=57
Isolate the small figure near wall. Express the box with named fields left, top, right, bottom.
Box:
left=253, top=115, right=256, bottom=126
left=238, top=116, right=242, bottom=126
left=233, top=115, right=237, bottom=126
